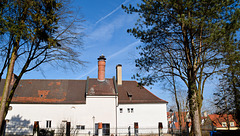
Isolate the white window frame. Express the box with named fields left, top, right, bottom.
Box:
left=230, top=122, right=234, bottom=127
left=222, top=122, right=227, bottom=127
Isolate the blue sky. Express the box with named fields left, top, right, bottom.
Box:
left=21, top=0, right=217, bottom=107
left=23, top=0, right=140, bottom=80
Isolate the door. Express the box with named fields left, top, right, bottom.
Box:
left=95, top=123, right=110, bottom=136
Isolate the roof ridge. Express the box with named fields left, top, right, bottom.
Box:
left=17, top=79, right=86, bottom=81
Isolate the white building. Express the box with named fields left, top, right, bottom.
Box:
left=1, top=55, right=168, bottom=135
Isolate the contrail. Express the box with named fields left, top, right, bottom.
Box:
left=95, top=0, right=129, bottom=24
left=77, top=66, right=98, bottom=79
left=108, top=40, right=140, bottom=59
left=77, top=40, right=140, bottom=79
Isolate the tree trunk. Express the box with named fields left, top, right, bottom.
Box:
left=170, top=65, right=182, bottom=134
left=0, top=45, right=18, bottom=134
left=188, top=81, right=202, bottom=136
left=232, top=73, right=240, bottom=125
left=176, top=98, right=182, bottom=134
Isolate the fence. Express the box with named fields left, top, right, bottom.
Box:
left=4, top=126, right=215, bottom=136
left=5, top=127, right=169, bottom=136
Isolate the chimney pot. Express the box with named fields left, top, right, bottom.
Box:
left=98, top=55, right=106, bottom=81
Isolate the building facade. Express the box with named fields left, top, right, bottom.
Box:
left=1, top=55, right=168, bottom=135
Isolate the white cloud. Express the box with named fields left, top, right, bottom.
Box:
left=87, top=13, right=138, bottom=43
left=88, top=24, right=115, bottom=41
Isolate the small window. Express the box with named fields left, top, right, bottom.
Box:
left=76, top=125, right=85, bottom=130
left=81, top=126, right=85, bottom=130
left=222, top=122, right=227, bottom=127
left=127, top=108, right=134, bottom=113
left=230, top=122, right=234, bottom=127
left=120, top=108, right=123, bottom=113
left=46, top=120, right=51, bottom=128
left=8, top=106, right=12, bottom=111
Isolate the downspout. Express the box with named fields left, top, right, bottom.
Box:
left=113, top=76, right=118, bottom=136
left=85, top=76, right=89, bottom=97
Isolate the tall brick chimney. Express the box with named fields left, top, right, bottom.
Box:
left=98, top=54, right=106, bottom=81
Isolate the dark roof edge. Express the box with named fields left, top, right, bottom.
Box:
left=11, top=102, right=86, bottom=104
left=119, top=102, right=168, bottom=104
left=15, top=79, right=86, bottom=81
left=113, top=76, right=118, bottom=94
left=85, top=76, right=89, bottom=95
left=86, top=94, right=118, bottom=96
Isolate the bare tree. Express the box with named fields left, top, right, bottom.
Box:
left=0, top=0, right=84, bottom=133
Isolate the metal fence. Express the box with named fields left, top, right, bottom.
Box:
left=5, top=127, right=169, bottom=136
left=4, top=127, right=214, bottom=136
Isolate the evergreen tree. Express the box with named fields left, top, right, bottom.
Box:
left=215, top=41, right=240, bottom=125
left=123, top=0, right=240, bottom=135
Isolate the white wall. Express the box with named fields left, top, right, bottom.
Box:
left=5, top=97, right=167, bottom=135
left=6, top=96, right=118, bottom=135
left=117, top=103, right=168, bottom=134
left=85, top=96, right=117, bottom=134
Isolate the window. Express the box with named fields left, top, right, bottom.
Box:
left=127, top=108, right=134, bottom=113
left=102, top=124, right=110, bottom=136
left=81, top=126, right=85, bottom=130
left=134, top=122, right=138, bottom=135
left=230, top=122, right=234, bottom=127
left=120, top=108, right=123, bottom=113
left=46, top=120, right=51, bottom=128
left=222, top=122, right=227, bottom=127
left=76, top=125, right=85, bottom=130
left=95, top=123, right=110, bottom=136
left=8, top=106, right=12, bottom=111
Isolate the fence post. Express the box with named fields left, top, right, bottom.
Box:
left=128, top=126, right=131, bottom=136
left=33, top=121, right=39, bottom=136
left=158, top=122, right=163, bottom=136
left=66, top=122, right=71, bottom=136
left=134, top=122, right=138, bottom=136
left=98, top=122, right=103, bottom=136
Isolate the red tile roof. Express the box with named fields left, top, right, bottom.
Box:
left=0, top=79, right=86, bottom=104
left=118, top=81, right=167, bottom=104
left=208, top=114, right=238, bottom=128
left=0, top=78, right=167, bottom=104
left=87, top=78, right=116, bottom=96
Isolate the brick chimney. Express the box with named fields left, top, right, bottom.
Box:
left=98, top=55, right=106, bottom=81
left=116, top=64, right=122, bottom=85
